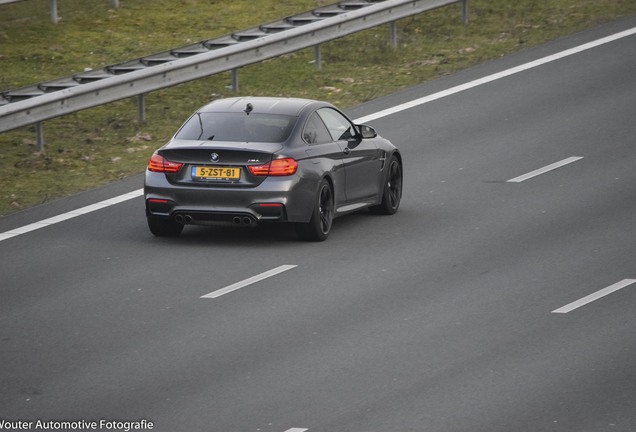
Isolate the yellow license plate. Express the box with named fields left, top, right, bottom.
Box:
left=192, top=166, right=241, bottom=180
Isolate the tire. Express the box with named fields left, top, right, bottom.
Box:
left=370, top=156, right=402, bottom=215
left=147, top=215, right=184, bottom=237
left=296, top=179, right=334, bottom=242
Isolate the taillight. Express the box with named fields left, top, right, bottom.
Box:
left=147, top=153, right=183, bottom=173
left=248, top=158, right=298, bottom=176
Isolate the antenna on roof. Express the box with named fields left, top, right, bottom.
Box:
left=244, top=103, right=253, bottom=115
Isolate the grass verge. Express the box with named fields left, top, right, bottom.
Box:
left=1, top=0, right=635, bottom=215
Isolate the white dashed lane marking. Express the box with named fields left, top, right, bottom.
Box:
left=200, top=265, right=298, bottom=299
left=552, top=279, right=636, bottom=314
left=506, top=157, right=583, bottom=183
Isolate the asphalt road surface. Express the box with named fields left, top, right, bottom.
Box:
left=1, top=15, right=636, bottom=432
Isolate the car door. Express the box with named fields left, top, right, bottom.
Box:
left=302, top=111, right=347, bottom=207
left=316, top=107, right=382, bottom=203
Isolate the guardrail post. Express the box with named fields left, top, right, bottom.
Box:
left=49, top=0, right=58, bottom=24
left=389, top=21, right=397, bottom=48
left=314, top=45, right=322, bottom=70
left=231, top=69, right=239, bottom=92
left=461, top=0, right=468, bottom=24
left=137, top=94, right=146, bottom=122
left=35, top=122, right=44, bottom=152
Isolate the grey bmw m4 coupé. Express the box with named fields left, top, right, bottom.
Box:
left=144, top=97, right=402, bottom=241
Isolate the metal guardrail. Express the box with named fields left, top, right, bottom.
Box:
left=0, top=0, right=467, bottom=149
left=0, top=0, right=120, bottom=23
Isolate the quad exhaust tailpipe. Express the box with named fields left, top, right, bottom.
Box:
left=174, top=213, right=255, bottom=226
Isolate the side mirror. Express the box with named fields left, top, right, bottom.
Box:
left=357, top=124, right=377, bottom=139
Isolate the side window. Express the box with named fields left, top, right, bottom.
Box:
left=316, top=108, right=356, bottom=141
left=303, top=112, right=333, bottom=144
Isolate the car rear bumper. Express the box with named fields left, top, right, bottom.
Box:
left=144, top=171, right=315, bottom=225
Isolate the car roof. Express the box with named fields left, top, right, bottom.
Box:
left=196, top=97, right=326, bottom=116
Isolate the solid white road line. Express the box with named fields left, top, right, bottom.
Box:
left=552, top=279, right=636, bottom=314
left=200, top=264, right=297, bottom=299
left=506, top=156, right=583, bottom=183
left=1, top=27, right=635, bottom=243
left=0, top=189, right=143, bottom=242
left=284, top=429, right=308, bottom=432
left=354, top=27, right=636, bottom=124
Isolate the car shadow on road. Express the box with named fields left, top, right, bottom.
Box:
left=143, top=210, right=382, bottom=247
left=180, top=223, right=298, bottom=244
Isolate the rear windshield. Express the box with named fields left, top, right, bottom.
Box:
left=174, top=112, right=295, bottom=143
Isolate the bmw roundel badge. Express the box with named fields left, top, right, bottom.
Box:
left=210, top=153, right=220, bottom=162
